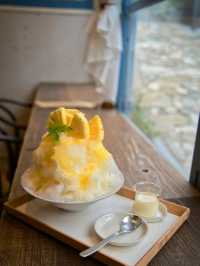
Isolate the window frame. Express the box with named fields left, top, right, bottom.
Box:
left=0, top=0, right=93, bottom=9
left=190, top=114, right=200, bottom=189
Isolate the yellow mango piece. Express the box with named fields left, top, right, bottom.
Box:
left=69, top=112, right=90, bottom=139
left=65, top=109, right=79, bottom=114
left=48, top=108, right=79, bottom=127
left=94, top=143, right=109, bottom=162
left=65, top=112, right=74, bottom=126
left=79, top=175, right=90, bottom=191
left=89, top=115, right=104, bottom=141
left=48, top=107, right=65, bottom=126
left=60, top=107, right=67, bottom=124
left=64, top=109, right=80, bottom=125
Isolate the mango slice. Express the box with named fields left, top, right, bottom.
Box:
left=69, top=112, right=90, bottom=139
left=89, top=115, right=104, bottom=141
left=48, top=108, right=79, bottom=127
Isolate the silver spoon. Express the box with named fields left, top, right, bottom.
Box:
left=80, top=214, right=143, bottom=258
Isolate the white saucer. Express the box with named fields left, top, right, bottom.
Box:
left=132, top=202, right=167, bottom=223
left=94, top=212, right=148, bottom=247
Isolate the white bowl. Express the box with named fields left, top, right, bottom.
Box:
left=21, top=173, right=124, bottom=211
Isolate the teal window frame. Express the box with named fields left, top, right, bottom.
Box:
left=117, top=0, right=165, bottom=113
left=0, top=0, right=93, bottom=9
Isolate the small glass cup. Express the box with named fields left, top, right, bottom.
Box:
left=133, top=176, right=161, bottom=218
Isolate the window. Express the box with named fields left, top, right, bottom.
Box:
left=120, top=0, right=200, bottom=181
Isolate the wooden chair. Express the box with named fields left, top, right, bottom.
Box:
left=0, top=98, right=32, bottom=209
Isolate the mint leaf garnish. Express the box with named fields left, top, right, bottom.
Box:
left=48, top=123, right=72, bottom=142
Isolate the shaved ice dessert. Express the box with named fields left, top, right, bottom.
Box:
left=22, top=108, right=123, bottom=202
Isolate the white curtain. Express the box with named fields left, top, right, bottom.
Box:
left=85, top=1, right=122, bottom=103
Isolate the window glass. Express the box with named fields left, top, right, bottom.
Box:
left=132, top=0, right=200, bottom=179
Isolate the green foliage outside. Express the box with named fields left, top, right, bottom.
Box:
left=169, top=0, right=191, bottom=8
left=132, top=103, right=160, bottom=139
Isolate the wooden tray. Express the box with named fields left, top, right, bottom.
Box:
left=4, top=187, right=190, bottom=266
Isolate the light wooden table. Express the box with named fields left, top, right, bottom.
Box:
left=1, top=83, right=200, bottom=266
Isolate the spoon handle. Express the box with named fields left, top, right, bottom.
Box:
left=79, top=232, right=120, bottom=258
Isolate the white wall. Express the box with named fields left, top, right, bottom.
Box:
left=0, top=9, right=92, bottom=104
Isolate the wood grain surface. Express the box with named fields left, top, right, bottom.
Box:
left=1, top=196, right=200, bottom=266
left=9, top=83, right=199, bottom=201
left=9, top=106, right=199, bottom=200
left=35, top=82, right=104, bottom=104
left=1, top=83, right=200, bottom=266
left=3, top=187, right=190, bottom=266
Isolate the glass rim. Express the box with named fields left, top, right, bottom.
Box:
left=133, top=181, right=161, bottom=196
